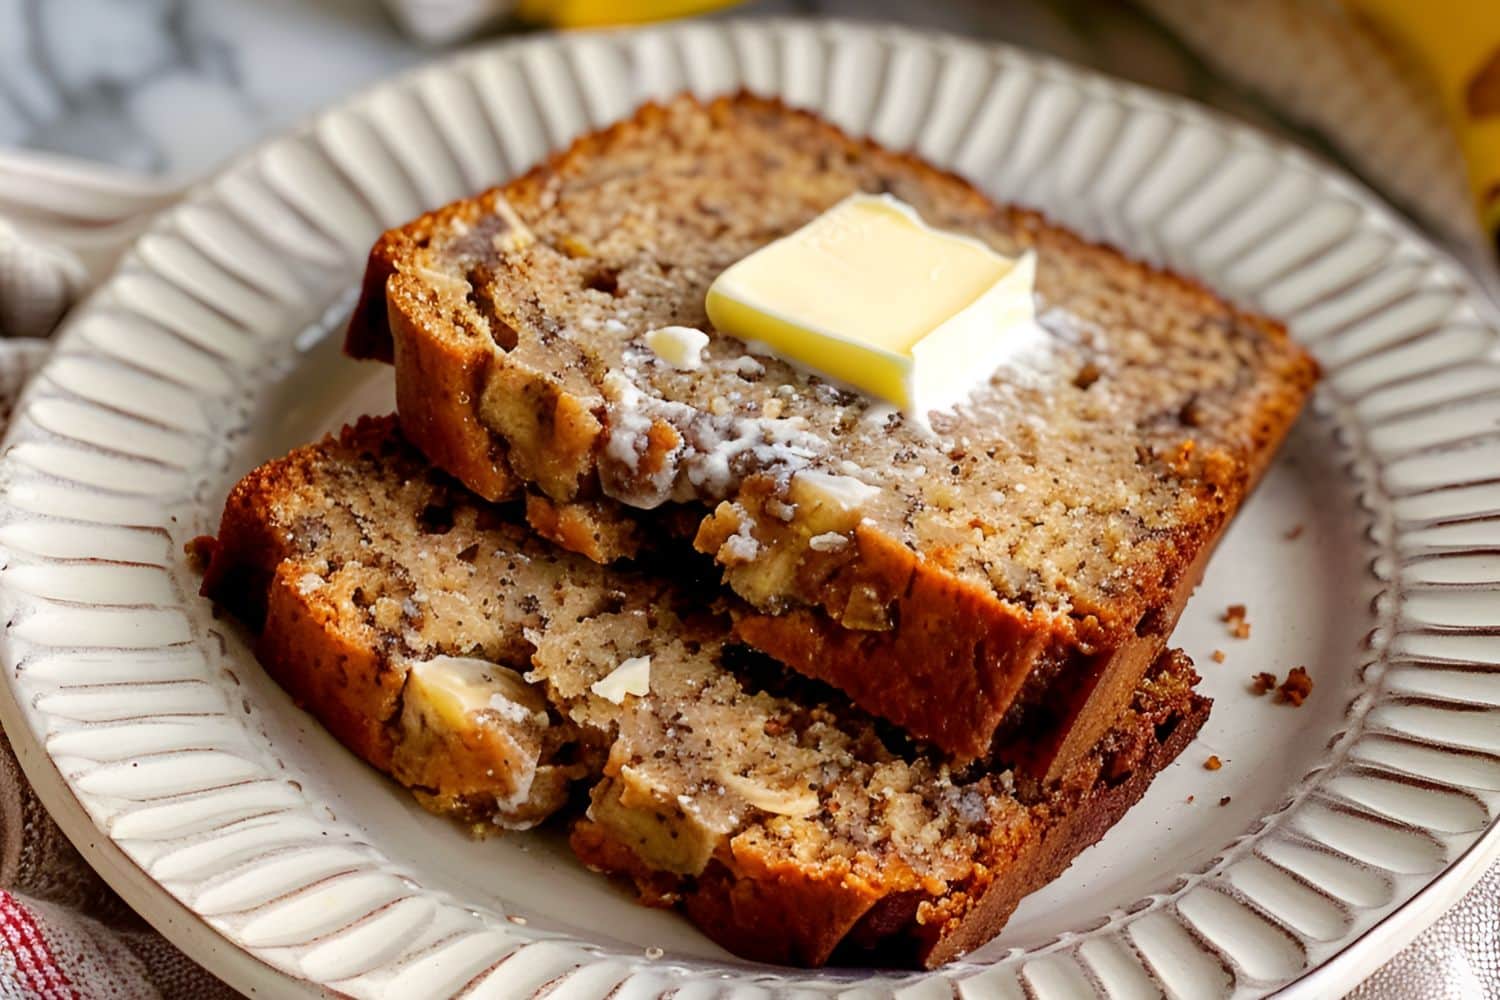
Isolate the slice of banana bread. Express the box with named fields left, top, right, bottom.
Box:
left=198, top=416, right=600, bottom=832
left=347, top=94, right=1313, bottom=775
left=201, top=417, right=1209, bottom=967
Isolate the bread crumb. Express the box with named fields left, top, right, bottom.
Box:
left=1284, top=524, right=1304, bottom=540
left=185, top=535, right=215, bottom=572
left=1204, top=755, right=1222, bottom=771
left=1186, top=794, right=1195, bottom=804
left=1222, top=604, right=1250, bottom=639
left=1251, top=671, right=1277, bottom=695
left=1211, top=649, right=1226, bottom=664
left=1218, top=796, right=1232, bottom=807
left=1277, top=665, right=1313, bottom=706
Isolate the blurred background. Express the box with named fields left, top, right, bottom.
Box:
left=0, top=0, right=1492, bottom=279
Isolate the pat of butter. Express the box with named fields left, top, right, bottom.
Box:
left=644, top=325, right=709, bottom=370
left=705, top=193, right=1039, bottom=421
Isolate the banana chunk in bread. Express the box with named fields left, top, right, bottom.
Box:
left=347, top=94, right=1313, bottom=772
left=201, top=417, right=1209, bottom=967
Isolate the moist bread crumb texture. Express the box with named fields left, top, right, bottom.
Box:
left=348, top=93, right=1316, bottom=769
left=202, top=418, right=1210, bottom=968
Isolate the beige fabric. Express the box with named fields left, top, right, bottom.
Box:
left=0, top=221, right=86, bottom=340
left=1346, top=865, right=1500, bottom=999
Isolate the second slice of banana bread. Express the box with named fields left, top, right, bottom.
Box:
left=201, top=417, right=1209, bottom=968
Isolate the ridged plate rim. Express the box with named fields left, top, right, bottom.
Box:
left=0, top=17, right=1497, bottom=1000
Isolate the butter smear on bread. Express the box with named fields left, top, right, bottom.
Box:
left=705, top=193, right=1040, bottom=423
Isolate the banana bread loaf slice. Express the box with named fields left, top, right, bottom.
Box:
left=197, top=416, right=601, bottom=831
left=201, top=417, right=1207, bottom=967
left=346, top=94, right=1312, bottom=776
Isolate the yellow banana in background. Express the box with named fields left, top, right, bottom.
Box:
left=1346, top=0, right=1500, bottom=243
left=517, top=0, right=742, bottom=29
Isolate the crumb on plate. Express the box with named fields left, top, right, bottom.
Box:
left=1277, top=665, right=1313, bottom=707
left=1204, top=755, right=1223, bottom=771
left=185, top=535, right=215, bottom=572
left=1223, top=603, right=1250, bottom=639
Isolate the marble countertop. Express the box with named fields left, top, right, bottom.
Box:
left=0, top=0, right=1298, bottom=182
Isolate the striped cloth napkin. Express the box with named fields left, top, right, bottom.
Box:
left=0, top=577, right=234, bottom=996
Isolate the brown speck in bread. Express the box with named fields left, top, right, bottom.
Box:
left=1211, top=649, right=1226, bottom=664
left=1204, top=755, right=1223, bottom=771
left=1219, top=796, right=1232, bottom=807
left=1250, top=672, right=1277, bottom=696
left=1277, top=666, right=1314, bottom=706
left=1284, top=524, right=1304, bottom=540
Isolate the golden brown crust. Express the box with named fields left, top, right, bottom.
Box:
left=734, top=525, right=1060, bottom=762
left=685, top=850, right=885, bottom=967
left=202, top=422, right=407, bottom=769
left=388, top=299, right=518, bottom=502
left=259, top=561, right=405, bottom=770
left=573, top=813, right=890, bottom=968
left=920, top=674, right=1207, bottom=966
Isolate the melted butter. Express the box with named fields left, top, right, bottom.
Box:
left=706, top=193, right=1041, bottom=425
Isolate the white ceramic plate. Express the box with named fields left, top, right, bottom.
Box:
left=1, top=19, right=1498, bottom=1000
